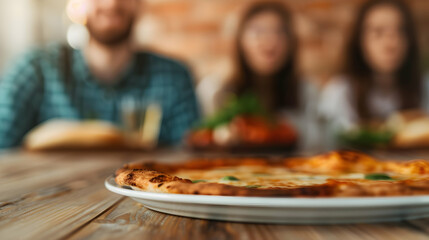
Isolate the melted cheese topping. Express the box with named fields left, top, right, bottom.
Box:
left=175, top=166, right=367, bottom=188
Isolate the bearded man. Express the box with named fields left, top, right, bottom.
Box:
left=0, top=0, right=200, bottom=148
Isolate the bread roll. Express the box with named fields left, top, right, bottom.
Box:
left=24, top=119, right=126, bottom=151
left=386, top=110, right=428, bottom=132
left=394, top=118, right=429, bottom=148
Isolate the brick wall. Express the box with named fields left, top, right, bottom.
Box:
left=134, top=0, right=429, bottom=83
left=2, top=0, right=428, bottom=82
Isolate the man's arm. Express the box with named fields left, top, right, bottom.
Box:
left=0, top=52, right=44, bottom=148
left=161, top=68, right=201, bottom=145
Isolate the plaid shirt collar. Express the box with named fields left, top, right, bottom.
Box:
left=71, top=48, right=144, bottom=90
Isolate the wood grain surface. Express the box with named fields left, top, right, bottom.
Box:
left=1, top=149, right=429, bottom=240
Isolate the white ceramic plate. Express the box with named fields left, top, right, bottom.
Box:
left=105, top=176, right=429, bottom=224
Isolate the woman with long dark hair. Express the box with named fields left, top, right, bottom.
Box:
left=197, top=1, right=299, bottom=116
left=230, top=1, right=299, bottom=113
left=319, top=0, right=422, bottom=130
left=194, top=1, right=303, bottom=148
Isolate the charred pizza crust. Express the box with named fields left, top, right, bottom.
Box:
left=115, top=151, right=429, bottom=197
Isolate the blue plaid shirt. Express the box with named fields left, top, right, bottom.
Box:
left=0, top=45, right=200, bottom=148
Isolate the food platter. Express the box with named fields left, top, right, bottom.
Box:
left=105, top=176, right=429, bottom=224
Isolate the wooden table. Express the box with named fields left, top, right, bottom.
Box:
left=2, top=150, right=429, bottom=240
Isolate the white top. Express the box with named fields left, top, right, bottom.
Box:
left=317, top=76, right=359, bottom=131
left=315, top=75, right=429, bottom=150
left=367, top=86, right=400, bottom=119
left=317, top=76, right=418, bottom=130
left=314, top=76, right=405, bottom=150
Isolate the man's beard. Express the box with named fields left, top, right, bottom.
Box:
left=86, top=18, right=134, bottom=46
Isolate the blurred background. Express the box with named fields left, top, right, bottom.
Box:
left=2, top=0, right=429, bottom=85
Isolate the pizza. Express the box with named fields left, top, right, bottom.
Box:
left=115, top=151, right=429, bottom=197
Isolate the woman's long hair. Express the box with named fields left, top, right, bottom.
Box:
left=344, top=0, right=421, bottom=120
left=230, top=1, right=299, bottom=111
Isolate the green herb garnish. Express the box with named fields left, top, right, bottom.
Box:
left=365, top=173, right=393, bottom=180
left=221, top=176, right=240, bottom=181
left=246, top=185, right=262, bottom=188
left=191, top=180, right=207, bottom=183
left=194, top=93, right=270, bottom=130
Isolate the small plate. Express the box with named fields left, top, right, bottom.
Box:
left=105, top=176, right=429, bottom=224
